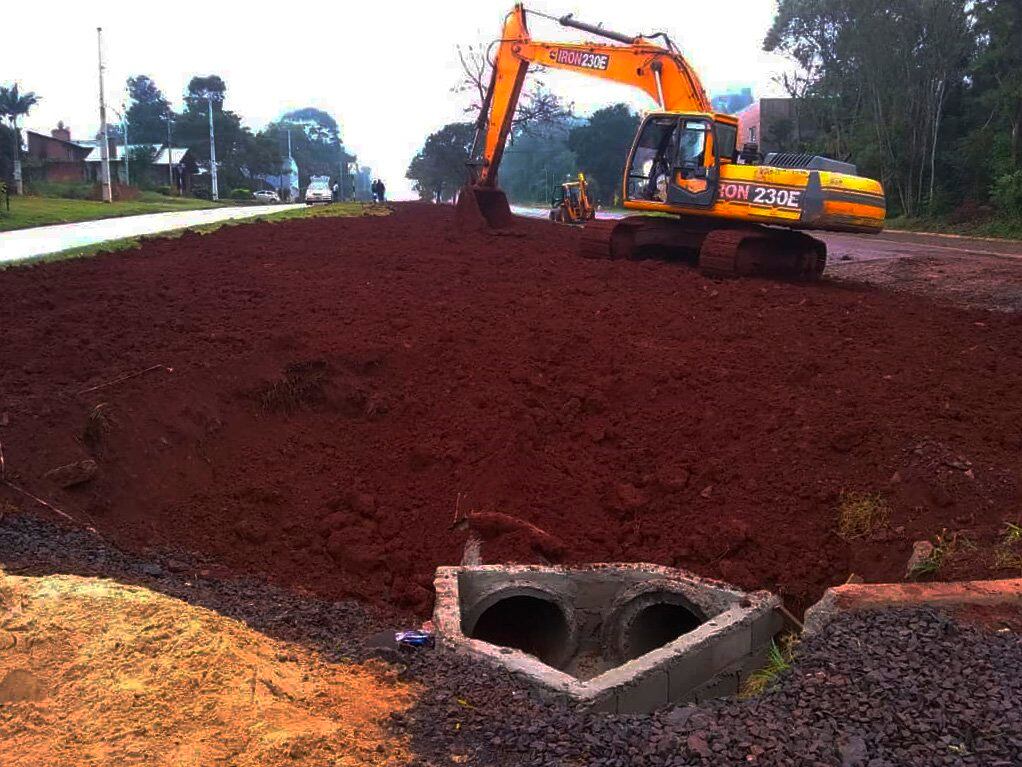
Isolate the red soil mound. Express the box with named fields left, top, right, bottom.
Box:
left=2, top=203, right=1021, bottom=614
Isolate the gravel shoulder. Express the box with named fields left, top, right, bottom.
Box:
left=2, top=512, right=1020, bottom=767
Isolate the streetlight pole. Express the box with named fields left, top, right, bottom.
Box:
left=207, top=95, right=219, bottom=201
left=96, top=27, right=113, bottom=203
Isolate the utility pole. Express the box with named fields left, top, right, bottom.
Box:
left=287, top=129, right=293, bottom=200
left=123, top=112, right=129, bottom=186
left=96, top=27, right=113, bottom=203
left=207, top=95, right=219, bottom=201
left=165, top=112, right=174, bottom=191
left=111, top=105, right=129, bottom=186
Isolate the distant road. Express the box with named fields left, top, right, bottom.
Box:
left=0, top=204, right=305, bottom=264
left=822, top=229, right=1022, bottom=264
left=510, top=205, right=1022, bottom=264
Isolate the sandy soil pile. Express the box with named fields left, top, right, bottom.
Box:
left=0, top=570, right=415, bottom=766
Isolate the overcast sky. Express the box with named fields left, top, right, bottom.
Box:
left=8, top=1, right=790, bottom=198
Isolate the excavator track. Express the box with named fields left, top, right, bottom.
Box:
left=577, top=217, right=827, bottom=281
left=578, top=219, right=629, bottom=259
left=699, top=227, right=827, bottom=281
left=698, top=229, right=766, bottom=278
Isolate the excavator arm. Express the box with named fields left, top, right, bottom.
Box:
left=468, top=5, right=713, bottom=189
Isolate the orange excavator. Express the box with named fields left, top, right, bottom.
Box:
left=457, top=5, right=886, bottom=278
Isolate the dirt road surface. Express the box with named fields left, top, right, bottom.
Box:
left=826, top=230, right=1022, bottom=312
left=0, top=204, right=1020, bottom=618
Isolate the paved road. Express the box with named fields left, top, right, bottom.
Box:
left=511, top=205, right=1022, bottom=263
left=822, top=229, right=1022, bottom=264
left=0, top=204, right=305, bottom=264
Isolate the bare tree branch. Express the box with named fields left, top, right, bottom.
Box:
left=453, top=43, right=575, bottom=135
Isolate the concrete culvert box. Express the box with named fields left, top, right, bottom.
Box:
left=434, top=564, right=785, bottom=714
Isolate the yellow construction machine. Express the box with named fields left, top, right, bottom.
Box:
left=550, top=173, right=596, bottom=224
left=457, top=5, right=886, bottom=279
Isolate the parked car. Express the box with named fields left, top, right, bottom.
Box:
left=253, top=189, right=281, bottom=204
left=304, top=176, right=332, bottom=205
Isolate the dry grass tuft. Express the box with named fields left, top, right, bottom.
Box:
left=0, top=500, right=19, bottom=522
left=82, top=403, right=113, bottom=448
left=993, top=522, right=1022, bottom=573
left=258, top=361, right=329, bottom=413
left=837, top=491, right=890, bottom=540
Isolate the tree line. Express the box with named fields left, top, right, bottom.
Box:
left=766, top=0, right=1021, bottom=223
left=122, top=74, right=353, bottom=196
left=0, top=84, right=40, bottom=194
left=405, top=106, right=640, bottom=208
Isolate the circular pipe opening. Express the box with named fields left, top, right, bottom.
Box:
left=468, top=594, right=571, bottom=668
left=604, top=585, right=709, bottom=664
left=622, top=601, right=704, bottom=660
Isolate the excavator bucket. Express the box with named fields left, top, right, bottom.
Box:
left=455, top=185, right=515, bottom=230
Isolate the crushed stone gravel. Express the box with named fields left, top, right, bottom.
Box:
left=2, top=512, right=1019, bottom=767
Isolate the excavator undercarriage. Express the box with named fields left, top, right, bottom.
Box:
left=456, top=188, right=829, bottom=280
left=577, top=217, right=827, bottom=280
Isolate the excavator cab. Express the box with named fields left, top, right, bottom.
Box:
left=625, top=112, right=736, bottom=209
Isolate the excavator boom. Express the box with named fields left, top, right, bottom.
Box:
left=468, top=5, right=711, bottom=191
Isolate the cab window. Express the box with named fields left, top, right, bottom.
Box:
left=626, top=117, right=678, bottom=199
left=677, top=121, right=708, bottom=167
left=714, top=122, right=738, bottom=162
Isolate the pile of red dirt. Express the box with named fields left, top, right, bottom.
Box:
left=2, top=203, right=1021, bottom=614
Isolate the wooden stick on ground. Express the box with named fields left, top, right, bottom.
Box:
left=1, top=479, right=103, bottom=539
left=78, top=364, right=174, bottom=396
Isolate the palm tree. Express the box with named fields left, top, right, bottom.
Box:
left=0, top=84, right=41, bottom=195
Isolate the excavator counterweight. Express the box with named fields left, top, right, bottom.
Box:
left=458, top=4, right=886, bottom=279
